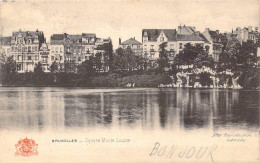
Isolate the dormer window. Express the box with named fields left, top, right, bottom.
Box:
left=160, top=37, right=164, bottom=42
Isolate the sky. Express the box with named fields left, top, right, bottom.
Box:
left=0, top=0, right=259, bottom=48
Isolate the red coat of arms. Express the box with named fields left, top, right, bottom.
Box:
left=15, top=137, right=38, bottom=157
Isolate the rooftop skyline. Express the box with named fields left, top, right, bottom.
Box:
left=0, top=0, right=259, bottom=48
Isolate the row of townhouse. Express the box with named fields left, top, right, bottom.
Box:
left=119, top=25, right=259, bottom=62
left=232, top=26, right=260, bottom=43
left=0, top=29, right=45, bottom=72
left=0, top=30, right=111, bottom=73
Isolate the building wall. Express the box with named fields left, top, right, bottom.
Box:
left=49, top=44, right=64, bottom=65
left=10, top=33, right=43, bottom=73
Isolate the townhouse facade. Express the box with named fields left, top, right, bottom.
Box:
left=233, top=26, right=259, bottom=43
left=203, top=28, right=228, bottom=62
left=0, top=30, right=45, bottom=73
left=118, top=37, right=143, bottom=55
left=0, top=36, right=12, bottom=62
left=50, top=33, right=111, bottom=72
left=142, top=26, right=211, bottom=61
left=39, top=42, right=50, bottom=71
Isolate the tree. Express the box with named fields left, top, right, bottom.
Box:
left=113, top=47, right=137, bottom=73
left=193, top=54, right=215, bottom=69
left=238, top=40, right=257, bottom=65
left=0, top=56, right=17, bottom=85
left=198, top=72, right=213, bottom=87
left=94, top=52, right=103, bottom=73
left=135, top=55, right=148, bottom=72
left=49, top=61, right=59, bottom=73
left=103, top=40, right=114, bottom=71
left=77, top=56, right=95, bottom=76
left=156, top=42, right=170, bottom=73
left=34, top=62, right=45, bottom=85
left=173, top=43, right=206, bottom=67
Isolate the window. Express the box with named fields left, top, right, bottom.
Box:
left=137, top=45, right=140, bottom=49
left=51, top=47, right=54, bottom=52
left=143, top=37, right=148, bottom=42
left=28, top=46, right=31, bottom=52
left=18, top=55, right=22, bottom=61
left=55, top=47, right=58, bottom=53
left=78, top=57, right=81, bottom=61
left=85, top=56, right=89, bottom=60
left=170, top=44, right=174, bottom=50
left=144, top=45, right=147, bottom=51
left=179, top=43, right=183, bottom=49
left=51, top=56, right=54, bottom=61
left=160, top=37, right=164, bottom=42
left=60, top=47, right=63, bottom=52
left=28, top=56, right=32, bottom=60
left=60, top=56, right=62, bottom=60
left=150, top=45, right=154, bottom=50
left=43, top=57, right=47, bottom=63
left=17, top=64, right=22, bottom=71
left=35, top=55, right=38, bottom=60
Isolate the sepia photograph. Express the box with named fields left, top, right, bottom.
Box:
left=0, top=0, right=259, bottom=162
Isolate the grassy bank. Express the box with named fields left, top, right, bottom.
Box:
left=1, top=72, right=173, bottom=87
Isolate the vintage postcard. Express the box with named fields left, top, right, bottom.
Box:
left=0, top=0, right=259, bottom=162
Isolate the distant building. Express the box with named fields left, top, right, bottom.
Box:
left=142, top=29, right=178, bottom=60
left=2, top=29, right=46, bottom=73
left=142, top=26, right=210, bottom=61
left=50, top=33, right=111, bottom=72
left=118, top=37, right=142, bottom=55
left=0, top=36, right=12, bottom=61
left=233, top=26, right=259, bottom=43
left=50, top=34, right=66, bottom=69
left=39, top=42, right=50, bottom=72
left=203, top=28, right=228, bottom=61
left=257, top=47, right=260, bottom=67
left=177, top=25, right=197, bottom=35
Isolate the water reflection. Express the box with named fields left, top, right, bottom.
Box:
left=0, top=87, right=259, bottom=131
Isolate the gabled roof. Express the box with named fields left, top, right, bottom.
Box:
left=179, top=26, right=196, bottom=34
left=142, top=29, right=177, bottom=41
left=176, top=34, right=206, bottom=42
left=0, top=36, right=12, bottom=45
left=13, top=30, right=42, bottom=38
left=69, top=35, right=82, bottom=43
left=82, top=33, right=96, bottom=38
left=121, top=38, right=142, bottom=45
left=51, top=34, right=65, bottom=40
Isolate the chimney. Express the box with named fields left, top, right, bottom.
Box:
left=178, top=26, right=182, bottom=34
left=248, top=26, right=252, bottom=32
left=133, top=37, right=135, bottom=40
left=205, top=28, right=210, bottom=33
left=119, top=38, right=121, bottom=45
left=216, top=30, right=219, bottom=34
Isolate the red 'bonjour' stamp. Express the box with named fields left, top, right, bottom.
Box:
left=15, top=137, right=38, bottom=157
